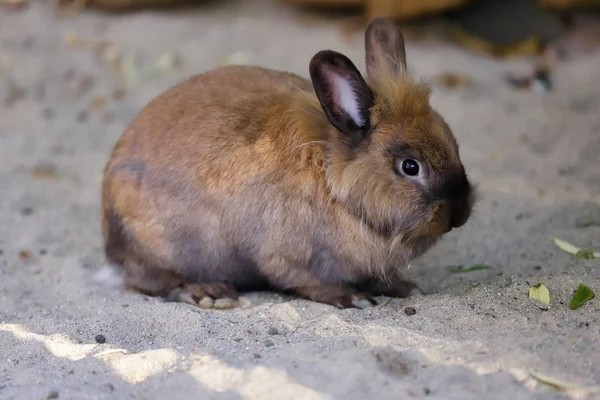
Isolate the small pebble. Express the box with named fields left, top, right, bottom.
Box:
left=77, top=110, right=89, bottom=123
left=42, top=107, right=54, bottom=120
left=253, top=353, right=262, bottom=359
left=404, top=307, right=417, bottom=316
left=95, top=334, right=106, bottom=344
left=39, top=249, right=47, bottom=255
left=264, top=340, right=274, bottom=347
left=267, top=327, right=279, bottom=335
left=21, top=207, right=34, bottom=216
left=47, top=390, right=59, bottom=399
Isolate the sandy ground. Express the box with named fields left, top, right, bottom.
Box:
left=1, top=1, right=600, bottom=399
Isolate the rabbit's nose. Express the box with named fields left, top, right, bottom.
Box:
left=450, top=202, right=471, bottom=228
left=450, top=215, right=466, bottom=228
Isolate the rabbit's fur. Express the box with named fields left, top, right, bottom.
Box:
left=101, top=17, right=475, bottom=309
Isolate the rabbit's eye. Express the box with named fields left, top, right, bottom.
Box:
left=401, top=159, right=420, bottom=176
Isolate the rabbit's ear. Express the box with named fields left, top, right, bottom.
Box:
left=365, top=16, right=407, bottom=80
left=309, top=50, right=374, bottom=147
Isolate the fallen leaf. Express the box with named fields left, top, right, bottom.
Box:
left=577, top=249, right=597, bottom=259
left=528, top=283, right=550, bottom=310
left=553, top=238, right=599, bottom=259
left=569, top=284, right=595, bottom=310
left=448, top=264, right=491, bottom=273
left=18, top=250, right=31, bottom=260
left=216, top=50, right=252, bottom=67
left=434, top=72, right=473, bottom=89
left=575, top=219, right=599, bottom=228
left=121, top=52, right=179, bottom=89
left=90, top=94, right=107, bottom=109
left=379, top=298, right=392, bottom=307
left=530, top=371, right=577, bottom=391
left=31, top=164, right=58, bottom=179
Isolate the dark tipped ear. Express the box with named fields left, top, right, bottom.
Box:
left=309, top=50, right=374, bottom=147
left=365, top=16, right=407, bottom=80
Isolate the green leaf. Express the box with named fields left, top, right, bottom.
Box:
left=448, top=264, right=491, bottom=273
left=553, top=238, right=599, bottom=259
left=554, top=238, right=582, bottom=255
left=528, top=283, right=550, bottom=310
left=576, top=249, right=597, bottom=259
left=575, top=219, right=600, bottom=228
left=569, top=284, right=595, bottom=310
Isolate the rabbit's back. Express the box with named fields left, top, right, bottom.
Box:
left=101, top=65, right=325, bottom=291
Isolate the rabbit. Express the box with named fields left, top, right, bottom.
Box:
left=100, top=16, right=475, bottom=310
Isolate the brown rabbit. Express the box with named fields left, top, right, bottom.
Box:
left=101, top=16, right=475, bottom=309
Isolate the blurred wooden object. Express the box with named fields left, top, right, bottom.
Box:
left=540, top=0, right=600, bottom=7
left=53, top=0, right=198, bottom=13
left=365, top=0, right=468, bottom=19
left=281, top=0, right=468, bottom=19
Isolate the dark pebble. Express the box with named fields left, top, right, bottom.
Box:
left=264, top=340, right=274, bottom=347
left=39, top=249, right=47, bottom=255
left=534, top=265, right=541, bottom=270
left=77, top=110, right=89, bottom=123
left=22, top=37, right=35, bottom=49
left=47, top=390, right=59, bottom=399
left=253, top=353, right=262, bottom=359
left=21, top=207, right=34, bottom=216
left=404, top=307, right=417, bottom=316
left=267, top=327, right=279, bottom=335
left=43, top=108, right=54, bottom=120
left=95, top=334, right=106, bottom=344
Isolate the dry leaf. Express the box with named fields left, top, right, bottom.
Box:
left=531, top=371, right=577, bottom=391
left=90, top=95, right=107, bottom=109
left=31, top=164, right=58, bottom=179
left=216, top=50, right=252, bottom=67
left=448, top=264, right=491, bottom=273
left=434, top=72, right=473, bottom=89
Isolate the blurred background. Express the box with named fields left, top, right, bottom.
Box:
left=2, top=0, right=600, bottom=110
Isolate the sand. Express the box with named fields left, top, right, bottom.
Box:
left=1, top=1, right=599, bottom=399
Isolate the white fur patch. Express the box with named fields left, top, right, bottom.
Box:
left=334, top=75, right=364, bottom=127
left=90, top=263, right=124, bottom=288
